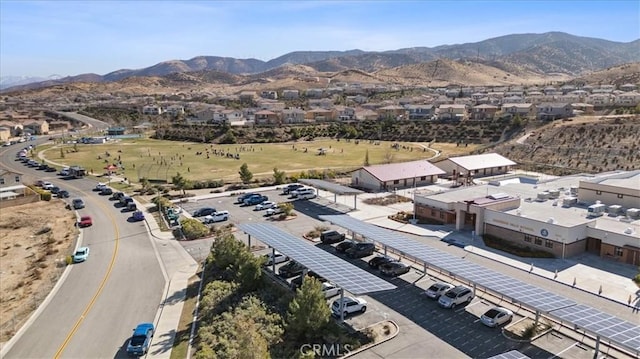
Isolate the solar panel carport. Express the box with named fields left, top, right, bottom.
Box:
left=238, top=223, right=396, bottom=320
left=298, top=179, right=364, bottom=209
left=320, top=214, right=640, bottom=357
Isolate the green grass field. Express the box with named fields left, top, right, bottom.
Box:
left=42, top=138, right=478, bottom=183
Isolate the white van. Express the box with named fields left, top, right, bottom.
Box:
left=295, top=188, right=316, bottom=200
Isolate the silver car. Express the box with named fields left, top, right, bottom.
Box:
left=425, top=282, right=455, bottom=300
left=480, top=307, right=514, bottom=327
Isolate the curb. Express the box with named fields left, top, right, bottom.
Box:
left=341, top=320, right=399, bottom=358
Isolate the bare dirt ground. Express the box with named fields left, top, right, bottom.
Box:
left=0, top=200, right=77, bottom=343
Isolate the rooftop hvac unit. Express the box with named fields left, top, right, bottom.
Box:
left=607, top=205, right=623, bottom=214
left=588, top=203, right=606, bottom=217
left=536, top=192, right=550, bottom=201
left=624, top=227, right=634, bottom=234
left=548, top=189, right=560, bottom=199
left=547, top=217, right=555, bottom=223
left=626, top=208, right=640, bottom=219
left=562, top=197, right=577, bottom=207
left=570, top=186, right=579, bottom=195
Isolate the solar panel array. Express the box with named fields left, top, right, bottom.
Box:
left=487, top=350, right=531, bottom=359
left=299, top=179, right=364, bottom=195
left=320, top=214, right=640, bottom=353
left=551, top=304, right=640, bottom=352
left=239, top=223, right=396, bottom=294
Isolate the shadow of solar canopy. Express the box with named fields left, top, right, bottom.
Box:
left=238, top=223, right=396, bottom=294
left=487, top=350, right=531, bottom=359
left=320, top=215, right=640, bottom=353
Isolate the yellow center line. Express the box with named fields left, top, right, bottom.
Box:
left=53, top=190, right=120, bottom=358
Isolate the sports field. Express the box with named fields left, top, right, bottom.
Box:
left=42, top=138, right=478, bottom=183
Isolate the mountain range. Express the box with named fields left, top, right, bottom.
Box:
left=2, top=32, right=639, bottom=92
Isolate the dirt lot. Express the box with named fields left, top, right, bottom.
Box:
left=0, top=200, right=78, bottom=343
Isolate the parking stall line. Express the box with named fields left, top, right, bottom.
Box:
left=550, top=342, right=579, bottom=359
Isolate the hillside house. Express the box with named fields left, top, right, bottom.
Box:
left=620, top=83, right=637, bottom=92
left=107, top=127, right=125, bottom=136
left=406, top=104, right=436, bottom=120
left=142, top=105, right=163, bottom=115
left=239, top=91, right=257, bottom=102
left=48, top=120, right=71, bottom=132
left=587, top=94, right=614, bottom=107
left=334, top=106, right=356, bottom=121
left=502, top=103, right=535, bottom=119
left=437, top=104, right=467, bottom=121
left=308, top=98, right=334, bottom=109
left=306, top=108, right=335, bottom=122
left=306, top=88, right=325, bottom=98
left=346, top=95, right=368, bottom=104
left=614, top=91, right=640, bottom=106
left=23, top=120, right=49, bottom=135
left=471, top=104, right=499, bottom=120
left=282, top=108, right=306, bottom=124
left=165, top=105, right=185, bottom=117
left=501, top=95, right=524, bottom=104
left=282, top=90, right=299, bottom=100
left=537, top=103, right=572, bottom=120
left=355, top=109, right=378, bottom=121
left=0, top=127, right=10, bottom=142
left=0, top=121, right=23, bottom=136
left=254, top=110, right=279, bottom=125
left=0, top=168, right=23, bottom=188
left=377, top=105, right=406, bottom=120
left=260, top=91, right=278, bottom=100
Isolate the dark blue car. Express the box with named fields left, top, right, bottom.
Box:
left=243, top=194, right=268, bottom=206
left=126, top=322, right=154, bottom=356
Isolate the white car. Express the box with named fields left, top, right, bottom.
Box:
left=263, top=251, right=289, bottom=266
left=480, top=307, right=514, bottom=327
left=291, top=188, right=316, bottom=200
left=425, top=282, right=455, bottom=300
left=331, top=296, right=367, bottom=317
left=322, top=282, right=341, bottom=298
left=254, top=201, right=276, bottom=211
left=201, top=211, right=229, bottom=224
left=95, top=182, right=107, bottom=191
left=42, top=182, right=54, bottom=190
left=438, top=285, right=474, bottom=309
left=265, top=206, right=284, bottom=217
left=59, top=168, right=70, bottom=176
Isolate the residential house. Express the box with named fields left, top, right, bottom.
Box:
left=355, top=109, right=379, bottom=121
left=620, top=83, right=637, bottom=92
left=471, top=104, right=499, bottom=120
left=281, top=90, right=299, bottom=100
left=23, top=120, right=49, bottom=135
left=142, top=105, right=163, bottom=115
left=587, top=94, right=614, bottom=107
left=406, top=104, right=436, bottom=120
left=0, top=168, right=23, bottom=188
left=107, top=127, right=126, bottom=136
left=543, top=86, right=560, bottom=96
left=346, top=95, right=368, bottom=104
left=281, top=108, right=306, bottom=124
left=239, top=91, right=257, bottom=102
left=308, top=98, right=334, bottom=109
left=0, top=127, right=10, bottom=142
left=470, top=92, right=486, bottom=103
left=536, top=103, right=572, bottom=120
left=351, top=160, right=446, bottom=192
left=326, top=87, right=344, bottom=95
left=257, top=99, right=286, bottom=112
left=306, top=108, right=335, bottom=122
left=165, top=105, right=185, bottom=117
left=334, top=106, right=356, bottom=121
left=501, top=95, right=524, bottom=104
left=560, top=84, right=577, bottom=94
left=260, top=91, right=278, bottom=100
left=254, top=110, right=279, bottom=125
left=221, top=109, right=244, bottom=124
left=571, top=103, right=595, bottom=115
left=48, top=120, right=71, bottom=132
left=502, top=103, right=535, bottom=119
left=614, top=91, right=640, bottom=106
left=377, top=105, right=406, bottom=120
left=305, top=88, right=325, bottom=98
left=437, top=104, right=467, bottom=121
left=0, top=120, right=23, bottom=136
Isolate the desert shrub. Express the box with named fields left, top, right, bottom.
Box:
left=180, top=218, right=210, bottom=240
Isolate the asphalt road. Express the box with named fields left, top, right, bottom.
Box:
left=1, top=136, right=165, bottom=358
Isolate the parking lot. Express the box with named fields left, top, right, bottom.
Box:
left=176, top=188, right=615, bottom=359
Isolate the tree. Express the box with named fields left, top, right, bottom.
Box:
left=364, top=149, right=370, bottom=166
left=139, top=177, right=151, bottom=194
left=172, top=172, right=189, bottom=195
left=286, top=276, right=331, bottom=341
left=179, top=218, right=209, bottom=240
left=60, top=147, right=65, bottom=158
left=239, top=163, right=253, bottom=184
left=273, top=167, right=286, bottom=185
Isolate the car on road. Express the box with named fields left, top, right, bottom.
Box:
left=278, top=261, right=306, bottom=278
left=126, top=322, right=154, bottom=356
left=235, top=192, right=258, bottom=204
left=57, top=190, right=70, bottom=198
left=201, top=210, right=229, bottom=224
left=335, top=240, right=356, bottom=253
left=320, top=230, right=345, bottom=244
left=131, top=211, right=145, bottom=222
left=368, top=255, right=399, bottom=269
left=379, top=262, right=411, bottom=276
left=72, top=198, right=85, bottom=209
left=254, top=201, right=276, bottom=211
left=243, top=194, right=268, bottom=206
left=100, top=187, right=113, bottom=196
left=480, top=307, right=514, bottom=328
left=331, top=296, right=367, bottom=317
left=438, top=285, right=474, bottom=309
left=282, top=183, right=303, bottom=195
left=263, top=251, right=289, bottom=266
left=424, top=282, right=455, bottom=300
left=346, top=242, right=376, bottom=258
left=78, top=215, right=93, bottom=228
left=193, top=207, right=217, bottom=217
left=72, top=247, right=90, bottom=263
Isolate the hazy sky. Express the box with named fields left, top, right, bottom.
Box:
left=1, top=0, right=639, bottom=78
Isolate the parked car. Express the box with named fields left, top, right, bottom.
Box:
left=78, top=215, right=93, bottom=228
left=243, top=195, right=268, bottom=206
left=265, top=205, right=284, bottom=217
left=42, top=182, right=54, bottom=190
left=110, top=191, right=124, bottom=201
left=321, top=282, right=341, bottom=298
left=235, top=192, right=258, bottom=204
left=263, top=251, right=289, bottom=266
left=44, top=166, right=57, bottom=172
left=37, top=163, right=48, bottom=170
left=50, top=186, right=61, bottom=195
left=72, top=247, right=90, bottom=263
left=331, top=296, right=367, bottom=317
left=126, top=323, right=154, bottom=356
left=438, top=285, right=474, bottom=309
left=278, top=261, right=306, bottom=278
left=320, top=230, right=345, bottom=244
left=481, top=307, right=514, bottom=328
left=335, top=240, right=356, bottom=253
left=119, top=196, right=134, bottom=206
left=292, top=188, right=316, bottom=200
left=131, top=211, right=145, bottom=222
left=346, top=242, right=376, bottom=258
left=59, top=168, right=70, bottom=176
left=193, top=207, right=217, bottom=217
left=282, top=183, right=303, bottom=195
left=57, top=190, right=70, bottom=198
left=124, top=202, right=137, bottom=212
left=368, top=255, right=399, bottom=269
left=424, top=282, right=455, bottom=300
left=254, top=201, right=276, bottom=211
left=379, top=262, right=411, bottom=276
left=290, top=271, right=327, bottom=290
left=201, top=210, right=229, bottom=224
left=94, top=182, right=107, bottom=191
left=100, top=187, right=113, bottom=196
left=72, top=198, right=85, bottom=209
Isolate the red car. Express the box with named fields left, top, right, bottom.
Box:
left=79, top=216, right=93, bottom=228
